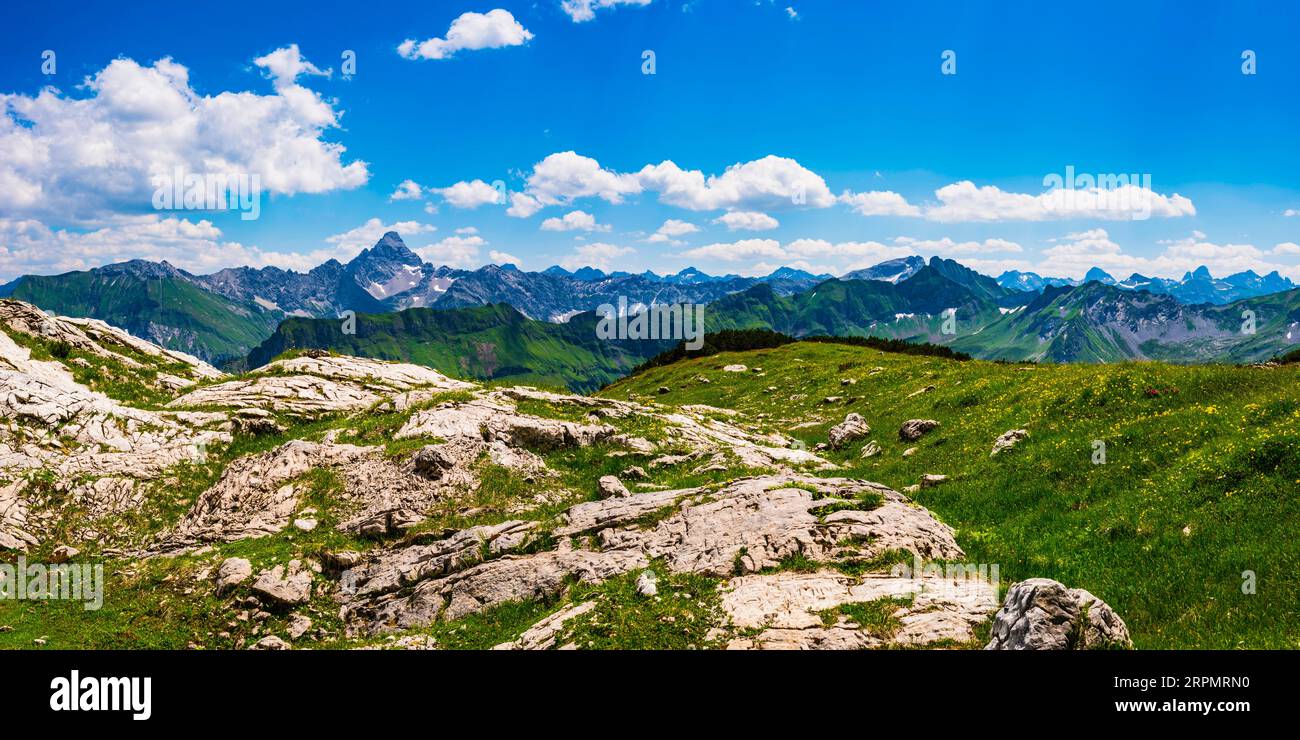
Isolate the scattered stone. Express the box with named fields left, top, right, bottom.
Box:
left=50, top=545, right=79, bottom=563
left=657, top=386, right=670, bottom=395
left=287, top=615, right=313, bottom=640
left=902, top=447, right=918, bottom=457
left=907, top=385, right=936, bottom=398
left=985, top=578, right=1132, bottom=650
left=822, top=396, right=843, bottom=404
left=215, top=557, right=253, bottom=594
left=827, top=413, right=870, bottom=449
left=722, top=364, right=747, bottom=373
left=990, top=429, right=1029, bottom=457
left=899, top=419, right=940, bottom=441
left=840, top=378, right=856, bottom=386
left=598, top=475, right=630, bottom=498
left=920, top=474, right=948, bottom=488
left=860, top=441, right=882, bottom=458
left=621, top=466, right=647, bottom=479
left=636, top=570, right=659, bottom=597
left=250, top=635, right=290, bottom=650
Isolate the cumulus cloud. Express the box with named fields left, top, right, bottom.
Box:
left=324, top=217, right=436, bottom=252
left=924, top=181, right=1195, bottom=222
left=0, top=49, right=368, bottom=222
left=561, top=0, right=652, bottom=23
left=712, top=210, right=779, bottom=231
left=839, top=190, right=921, bottom=217
left=1284, top=209, right=1298, bottom=217
left=253, top=44, right=330, bottom=89
left=540, top=210, right=610, bottom=232
left=0, top=215, right=357, bottom=278
left=489, top=249, right=521, bottom=266
left=510, top=151, right=834, bottom=216
left=637, top=155, right=836, bottom=211
left=646, top=219, right=699, bottom=244
left=559, top=242, right=635, bottom=271
left=432, top=179, right=503, bottom=208
left=414, top=235, right=486, bottom=268
left=679, top=238, right=786, bottom=262
left=1272, top=242, right=1300, bottom=255
left=389, top=179, right=423, bottom=201
left=893, top=236, right=1022, bottom=254
left=398, top=9, right=533, bottom=60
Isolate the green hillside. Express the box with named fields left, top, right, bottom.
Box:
left=600, top=343, right=1300, bottom=648
left=8, top=272, right=281, bottom=363
left=247, top=303, right=675, bottom=392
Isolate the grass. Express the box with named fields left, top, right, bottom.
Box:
left=601, top=341, right=1300, bottom=649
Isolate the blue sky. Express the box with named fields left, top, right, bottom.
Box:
left=2, top=0, right=1299, bottom=281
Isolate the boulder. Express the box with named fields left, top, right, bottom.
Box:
left=991, top=428, right=1029, bottom=456
left=827, top=413, right=870, bottom=449
left=920, top=474, right=948, bottom=488
left=598, top=475, right=631, bottom=498
left=899, top=419, right=940, bottom=441
left=250, top=561, right=313, bottom=606
left=860, top=441, right=882, bottom=458
left=215, top=557, right=253, bottom=594
left=985, top=578, right=1132, bottom=650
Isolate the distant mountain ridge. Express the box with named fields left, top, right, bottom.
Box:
left=1, top=230, right=1296, bottom=366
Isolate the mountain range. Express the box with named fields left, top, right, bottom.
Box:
left=0, top=230, right=1296, bottom=368
left=996, top=265, right=1294, bottom=304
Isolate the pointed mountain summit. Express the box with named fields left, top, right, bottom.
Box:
left=1083, top=267, right=1117, bottom=285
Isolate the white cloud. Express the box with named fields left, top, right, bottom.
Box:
left=324, top=217, right=436, bottom=252
left=398, top=9, right=534, bottom=60
left=560, top=242, right=635, bottom=271
left=455, top=226, right=479, bottom=235
left=524, top=151, right=643, bottom=208
left=389, top=179, right=423, bottom=201
left=839, top=190, right=921, bottom=217
left=511, top=151, right=835, bottom=216
left=414, top=235, right=486, bottom=268
left=0, top=215, right=356, bottom=278
left=253, top=44, right=330, bottom=90
left=786, top=7, right=799, bottom=20
left=1271, top=242, right=1300, bottom=255
left=893, top=236, right=1022, bottom=254
left=489, top=249, right=521, bottom=265
left=507, top=192, right=543, bottom=218
left=679, top=238, right=785, bottom=262
left=637, top=155, right=836, bottom=211
left=647, top=219, right=699, bottom=243
left=924, top=181, right=1195, bottom=222
left=561, top=0, right=652, bottom=23
left=433, top=179, right=503, bottom=208
left=1284, top=209, right=1299, bottom=217
left=540, top=209, right=610, bottom=232
left=712, top=210, right=779, bottom=231
left=0, top=49, right=368, bottom=221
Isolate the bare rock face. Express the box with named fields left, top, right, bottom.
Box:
left=396, top=399, right=616, bottom=451
left=722, top=571, right=997, bottom=650
left=493, top=601, right=594, bottom=651
left=985, top=578, right=1132, bottom=650
left=338, top=474, right=966, bottom=636
left=991, top=429, right=1029, bottom=456
left=151, top=441, right=371, bottom=551
left=899, top=419, right=940, bottom=441
left=265, top=355, right=474, bottom=392
left=168, top=374, right=384, bottom=415
left=827, top=413, right=870, bottom=449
